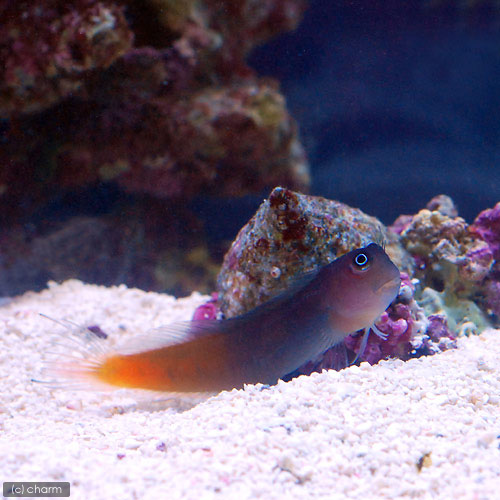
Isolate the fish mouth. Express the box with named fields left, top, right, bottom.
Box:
left=375, top=276, right=401, bottom=294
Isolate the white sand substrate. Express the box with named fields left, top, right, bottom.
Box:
left=1, top=280, right=499, bottom=500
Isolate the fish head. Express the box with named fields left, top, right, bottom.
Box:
left=326, top=243, right=401, bottom=334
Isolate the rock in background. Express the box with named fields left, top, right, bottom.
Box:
left=0, top=0, right=308, bottom=295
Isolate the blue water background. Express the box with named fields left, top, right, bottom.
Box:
left=249, top=0, right=500, bottom=224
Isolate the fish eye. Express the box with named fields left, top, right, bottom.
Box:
left=353, top=252, right=371, bottom=271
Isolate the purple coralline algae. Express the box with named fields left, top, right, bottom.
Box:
left=192, top=293, right=219, bottom=321
left=470, top=202, right=500, bottom=318
left=470, top=202, right=500, bottom=261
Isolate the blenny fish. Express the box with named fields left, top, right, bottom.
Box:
left=45, top=243, right=400, bottom=393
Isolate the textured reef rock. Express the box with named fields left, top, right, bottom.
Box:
left=393, top=195, right=495, bottom=336
left=0, top=0, right=308, bottom=213
left=0, top=0, right=308, bottom=296
left=0, top=1, right=133, bottom=115
left=208, top=189, right=499, bottom=374
left=217, top=186, right=411, bottom=317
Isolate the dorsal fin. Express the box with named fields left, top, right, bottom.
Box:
left=115, top=320, right=226, bottom=355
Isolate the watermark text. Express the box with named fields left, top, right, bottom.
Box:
left=3, top=482, right=70, bottom=497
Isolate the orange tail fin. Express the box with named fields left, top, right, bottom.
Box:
left=37, top=314, right=223, bottom=394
